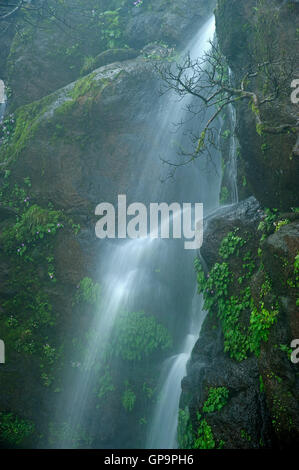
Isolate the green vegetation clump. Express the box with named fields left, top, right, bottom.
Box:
left=202, top=387, right=229, bottom=413
left=1, top=204, right=63, bottom=259
left=0, top=413, right=34, bottom=446
left=0, top=176, right=81, bottom=388
left=177, top=408, right=194, bottom=449
left=122, top=381, right=136, bottom=412
left=194, top=223, right=280, bottom=361
left=193, top=414, right=215, bottom=449
left=74, top=277, right=101, bottom=306
left=96, top=367, right=115, bottom=401
left=110, top=311, right=172, bottom=361
left=178, top=386, right=229, bottom=449
left=219, top=230, right=246, bottom=259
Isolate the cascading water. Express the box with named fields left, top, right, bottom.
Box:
left=147, top=294, right=207, bottom=449
left=55, top=16, right=222, bottom=449
left=146, top=25, right=240, bottom=451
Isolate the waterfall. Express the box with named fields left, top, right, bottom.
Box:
left=147, top=294, right=207, bottom=449
left=55, top=16, right=222, bottom=449
left=146, top=18, right=241, bottom=451
left=0, top=79, right=6, bottom=123
left=146, top=20, right=224, bottom=450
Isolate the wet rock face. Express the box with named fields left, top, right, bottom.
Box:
left=201, top=197, right=261, bottom=267
left=215, top=0, right=299, bottom=210
left=182, top=338, right=272, bottom=448
left=124, top=0, right=216, bottom=49
left=5, top=0, right=216, bottom=110
left=180, top=198, right=299, bottom=449
left=258, top=221, right=299, bottom=448
left=2, top=58, right=160, bottom=213
left=181, top=198, right=272, bottom=449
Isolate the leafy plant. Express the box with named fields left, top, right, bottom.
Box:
left=96, top=367, right=115, bottom=401
left=219, top=230, right=246, bottom=259
left=74, top=277, right=101, bottom=306
left=202, top=387, right=229, bottom=413
left=249, top=302, right=279, bottom=356
left=177, top=408, right=194, bottom=449
left=111, top=311, right=172, bottom=361
left=0, top=413, right=34, bottom=446
left=122, top=381, right=136, bottom=412
left=194, top=414, right=215, bottom=449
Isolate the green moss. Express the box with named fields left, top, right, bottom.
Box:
left=0, top=178, right=79, bottom=389
left=122, top=381, right=136, bottom=412
left=0, top=72, right=112, bottom=167
left=0, top=93, right=57, bottom=164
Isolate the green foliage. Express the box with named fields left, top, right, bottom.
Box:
left=279, top=344, right=292, bottom=361
left=241, top=429, right=252, bottom=442
left=274, top=219, right=290, bottom=232
left=111, top=311, right=172, bottom=361
left=195, top=130, right=206, bottom=154
left=142, top=382, right=155, bottom=399
left=219, top=230, right=246, bottom=259
left=178, top=386, right=229, bottom=449
left=242, top=251, right=256, bottom=278
left=122, top=381, right=136, bottom=412
left=220, top=292, right=251, bottom=362
left=202, top=387, right=229, bottom=413
left=257, top=208, right=278, bottom=235
left=1, top=204, right=63, bottom=259
left=0, top=114, right=15, bottom=147
left=177, top=408, right=194, bottom=449
left=0, top=176, right=75, bottom=387
left=249, top=302, right=279, bottom=356
left=74, top=277, right=101, bottom=306
left=96, top=367, right=115, bottom=401
left=194, top=414, right=215, bottom=449
left=0, top=413, right=34, bottom=446
left=222, top=129, right=231, bottom=139
left=294, top=253, right=299, bottom=284
left=194, top=223, right=279, bottom=362
left=80, top=56, right=96, bottom=75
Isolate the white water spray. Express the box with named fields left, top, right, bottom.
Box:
left=146, top=18, right=222, bottom=450
left=0, top=79, right=6, bottom=123
left=56, top=16, right=222, bottom=449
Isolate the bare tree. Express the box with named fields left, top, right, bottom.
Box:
left=156, top=1, right=298, bottom=174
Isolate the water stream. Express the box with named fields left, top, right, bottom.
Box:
left=0, top=79, right=6, bottom=123
left=146, top=31, right=240, bottom=450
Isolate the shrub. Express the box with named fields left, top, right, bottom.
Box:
left=111, top=311, right=172, bottom=361
left=0, top=413, right=34, bottom=446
